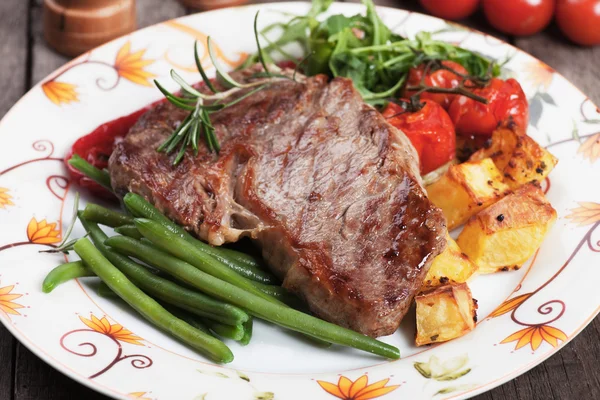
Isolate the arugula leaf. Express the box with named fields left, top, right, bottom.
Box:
left=364, top=0, right=392, bottom=46
left=244, top=0, right=500, bottom=102
left=323, top=14, right=355, bottom=36
left=308, top=0, right=334, bottom=18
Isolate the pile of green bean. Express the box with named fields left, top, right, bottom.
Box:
left=44, top=156, right=400, bottom=363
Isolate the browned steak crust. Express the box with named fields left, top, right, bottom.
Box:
left=109, top=68, right=447, bottom=337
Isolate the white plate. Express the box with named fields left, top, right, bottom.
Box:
left=1, top=2, right=599, bottom=399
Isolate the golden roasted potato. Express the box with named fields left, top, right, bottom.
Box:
left=415, top=283, right=477, bottom=346
left=426, top=158, right=510, bottom=230
left=423, top=234, right=478, bottom=288
left=470, top=122, right=558, bottom=189
left=457, top=183, right=556, bottom=274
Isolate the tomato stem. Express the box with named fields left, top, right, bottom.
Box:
left=405, top=84, right=489, bottom=105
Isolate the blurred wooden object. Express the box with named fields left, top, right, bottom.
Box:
left=43, top=0, right=136, bottom=57
left=178, top=0, right=250, bottom=10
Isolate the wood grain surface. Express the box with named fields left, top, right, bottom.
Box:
left=0, top=0, right=598, bottom=399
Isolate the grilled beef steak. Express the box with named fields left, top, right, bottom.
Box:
left=109, top=67, right=447, bottom=337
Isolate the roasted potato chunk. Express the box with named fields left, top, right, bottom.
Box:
left=423, top=234, right=478, bottom=288
left=426, top=158, right=510, bottom=230
left=470, top=122, right=558, bottom=189
left=457, top=183, right=556, bottom=274
left=415, top=283, right=477, bottom=346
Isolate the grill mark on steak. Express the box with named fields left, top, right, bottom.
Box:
left=109, top=66, right=447, bottom=337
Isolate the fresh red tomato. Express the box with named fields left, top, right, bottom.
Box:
left=483, top=0, right=555, bottom=36
left=419, top=0, right=480, bottom=20
left=404, top=60, right=469, bottom=110
left=382, top=101, right=456, bottom=174
left=448, top=78, right=528, bottom=136
left=556, top=0, right=600, bottom=45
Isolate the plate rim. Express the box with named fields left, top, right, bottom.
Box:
left=0, top=2, right=598, bottom=399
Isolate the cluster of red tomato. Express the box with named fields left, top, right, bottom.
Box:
left=382, top=61, right=528, bottom=174
left=420, top=0, right=600, bottom=45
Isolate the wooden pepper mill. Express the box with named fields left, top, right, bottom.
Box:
left=43, top=0, right=137, bottom=57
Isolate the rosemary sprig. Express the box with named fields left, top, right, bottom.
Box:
left=154, top=12, right=292, bottom=166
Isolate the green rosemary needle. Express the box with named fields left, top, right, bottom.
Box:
left=153, top=11, right=294, bottom=166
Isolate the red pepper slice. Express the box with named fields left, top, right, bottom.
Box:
left=64, top=100, right=164, bottom=198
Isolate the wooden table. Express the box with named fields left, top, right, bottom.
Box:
left=1, top=0, right=598, bottom=399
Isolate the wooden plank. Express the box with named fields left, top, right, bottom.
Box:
left=30, top=0, right=69, bottom=87
left=137, top=0, right=187, bottom=28
left=0, top=0, right=29, bottom=117
left=14, top=344, right=106, bottom=400
left=515, top=24, right=600, bottom=105
left=0, top=1, right=30, bottom=400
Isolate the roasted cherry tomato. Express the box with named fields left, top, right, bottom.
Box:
left=382, top=100, right=456, bottom=174
left=276, top=60, right=298, bottom=70
left=483, top=0, right=555, bottom=36
left=404, top=60, right=469, bottom=110
left=448, top=78, right=528, bottom=137
left=556, top=0, right=600, bottom=46
left=419, top=0, right=480, bottom=20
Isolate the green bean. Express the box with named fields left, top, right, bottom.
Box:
left=82, top=204, right=134, bottom=228
left=113, top=236, right=326, bottom=345
left=205, top=320, right=245, bottom=341
left=42, top=261, right=95, bottom=293
left=68, top=154, right=112, bottom=192
left=97, top=281, right=119, bottom=298
left=74, top=238, right=234, bottom=363
left=161, top=304, right=213, bottom=336
left=98, top=282, right=237, bottom=341
left=123, top=193, right=188, bottom=237
left=215, top=246, right=266, bottom=272
left=123, top=193, right=277, bottom=284
left=240, top=317, right=253, bottom=346
left=105, top=237, right=399, bottom=359
left=79, top=217, right=248, bottom=325
left=201, top=248, right=277, bottom=285
left=252, top=281, right=304, bottom=309
left=114, top=224, right=143, bottom=239
left=106, top=284, right=216, bottom=335
left=133, top=219, right=284, bottom=305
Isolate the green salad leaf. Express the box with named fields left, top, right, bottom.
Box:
left=243, top=0, right=500, bottom=103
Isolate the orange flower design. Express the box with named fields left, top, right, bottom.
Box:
left=578, top=132, right=600, bottom=163
left=523, top=60, right=554, bottom=91
left=113, top=41, right=156, bottom=87
left=490, top=293, right=532, bottom=318
left=317, top=375, right=399, bottom=400
left=565, top=202, right=600, bottom=226
left=501, top=324, right=567, bottom=351
left=0, top=283, right=24, bottom=316
left=80, top=314, right=144, bottom=346
left=41, top=80, right=79, bottom=105
left=27, top=218, right=61, bottom=244
left=0, top=187, right=14, bottom=209
left=128, top=392, right=151, bottom=400
left=162, top=20, right=247, bottom=72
